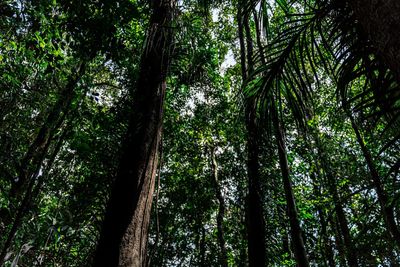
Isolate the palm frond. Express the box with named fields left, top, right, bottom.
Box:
left=244, top=0, right=400, bottom=153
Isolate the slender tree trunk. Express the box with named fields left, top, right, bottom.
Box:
left=326, top=172, right=358, bottom=267
left=313, top=136, right=358, bottom=267
left=346, top=110, right=400, bottom=248
left=237, top=5, right=267, bottom=266
left=210, top=147, right=229, bottom=267
left=93, top=1, right=175, bottom=266
left=11, top=62, right=86, bottom=196
left=276, top=204, right=293, bottom=260
left=348, top=0, right=400, bottom=82
left=271, top=104, right=309, bottom=267
left=0, top=126, right=66, bottom=265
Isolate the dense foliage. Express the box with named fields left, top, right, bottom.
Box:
left=0, top=0, right=399, bottom=266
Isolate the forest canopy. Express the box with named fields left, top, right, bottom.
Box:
left=0, top=0, right=400, bottom=266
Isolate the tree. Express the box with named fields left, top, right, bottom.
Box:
left=237, top=3, right=267, bottom=265
left=93, top=1, right=176, bottom=266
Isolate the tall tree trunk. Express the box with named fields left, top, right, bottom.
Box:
left=348, top=0, right=400, bottom=82
left=237, top=5, right=267, bottom=266
left=210, top=147, right=229, bottom=267
left=93, top=1, right=175, bottom=266
left=271, top=104, right=309, bottom=267
left=346, top=110, right=400, bottom=248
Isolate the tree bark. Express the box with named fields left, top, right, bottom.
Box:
left=93, top=1, right=175, bottom=266
left=271, top=104, right=309, bottom=267
left=348, top=0, right=400, bottom=82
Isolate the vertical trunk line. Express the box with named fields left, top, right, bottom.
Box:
left=11, top=62, right=87, bottom=196
left=93, top=1, right=175, bottom=266
left=237, top=3, right=267, bottom=265
left=271, top=103, right=309, bottom=267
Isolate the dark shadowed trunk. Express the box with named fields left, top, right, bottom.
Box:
left=237, top=5, right=267, bottom=266
left=348, top=0, right=400, bottom=82
left=271, top=104, right=309, bottom=267
left=210, top=147, right=228, bottom=267
left=93, top=1, right=175, bottom=266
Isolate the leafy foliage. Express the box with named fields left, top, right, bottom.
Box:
left=0, top=0, right=399, bottom=266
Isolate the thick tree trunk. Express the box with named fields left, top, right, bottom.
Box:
left=237, top=6, right=267, bottom=266
left=271, top=104, right=309, bottom=267
left=349, top=0, right=400, bottom=82
left=93, top=1, right=174, bottom=266
left=210, top=147, right=229, bottom=267
left=347, top=111, right=400, bottom=248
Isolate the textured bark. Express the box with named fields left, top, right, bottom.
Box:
left=210, top=147, right=229, bottom=267
left=349, top=0, right=400, bottom=82
left=237, top=6, right=267, bottom=266
left=271, top=104, right=309, bottom=267
left=347, top=111, right=400, bottom=248
left=93, top=1, right=174, bottom=266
